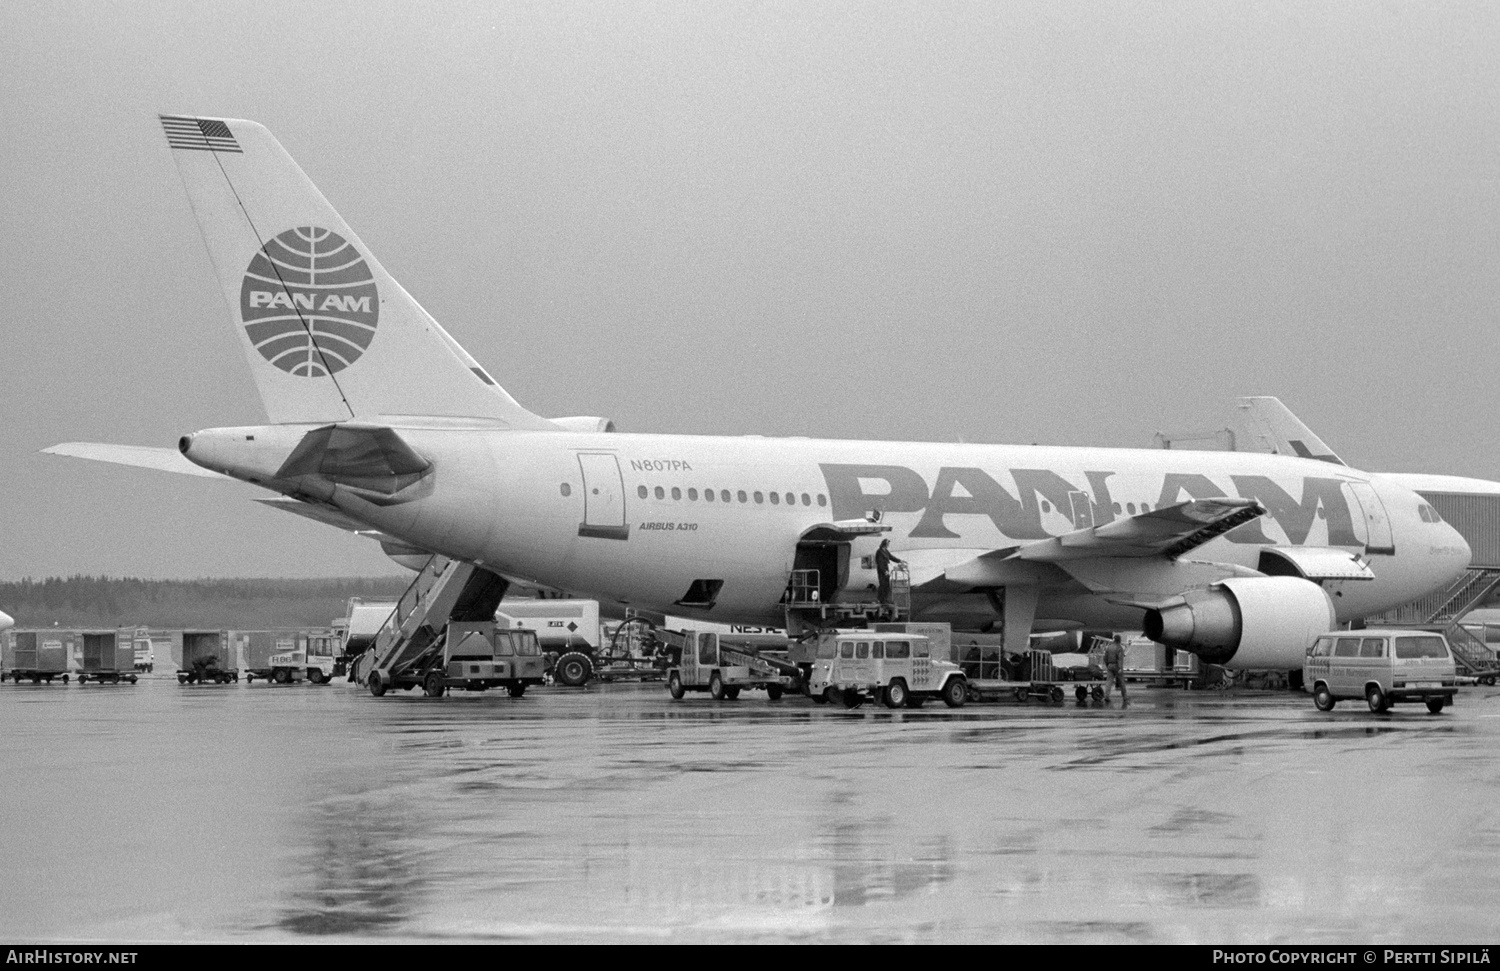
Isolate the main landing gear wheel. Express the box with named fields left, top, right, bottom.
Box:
left=765, top=684, right=783, bottom=701
left=904, top=694, right=925, bottom=709
left=724, top=686, right=741, bottom=700
left=554, top=652, right=592, bottom=687
left=942, top=678, right=968, bottom=708
left=1426, top=696, right=1446, bottom=714
left=367, top=672, right=387, bottom=697
left=883, top=679, right=909, bottom=710
left=667, top=671, right=686, bottom=700
left=508, top=683, right=527, bottom=698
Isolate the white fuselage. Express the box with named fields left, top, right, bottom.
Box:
left=191, top=426, right=1470, bottom=631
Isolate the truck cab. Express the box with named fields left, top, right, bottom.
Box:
left=806, top=632, right=967, bottom=709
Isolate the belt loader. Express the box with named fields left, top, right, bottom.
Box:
left=661, top=630, right=799, bottom=701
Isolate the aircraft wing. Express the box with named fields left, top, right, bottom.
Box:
left=44, top=442, right=232, bottom=479
left=915, top=498, right=1268, bottom=593
left=1011, top=497, right=1266, bottom=562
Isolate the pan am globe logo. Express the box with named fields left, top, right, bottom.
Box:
left=239, top=227, right=379, bottom=377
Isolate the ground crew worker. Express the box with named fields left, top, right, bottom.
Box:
left=875, top=539, right=904, bottom=606
left=1102, top=634, right=1127, bottom=706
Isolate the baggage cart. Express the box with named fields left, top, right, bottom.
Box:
left=3, top=630, right=73, bottom=685
left=177, top=630, right=237, bottom=684
left=77, top=630, right=139, bottom=685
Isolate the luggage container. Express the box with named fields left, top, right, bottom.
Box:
left=3, top=630, right=73, bottom=684
left=77, top=630, right=139, bottom=685
left=238, top=630, right=307, bottom=685
left=177, top=630, right=237, bottom=684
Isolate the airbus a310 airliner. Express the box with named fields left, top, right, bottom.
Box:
left=50, top=116, right=1473, bottom=671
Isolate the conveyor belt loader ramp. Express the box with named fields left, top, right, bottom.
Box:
left=362, top=556, right=509, bottom=695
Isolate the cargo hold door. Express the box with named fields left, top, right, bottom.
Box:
left=577, top=453, right=629, bottom=540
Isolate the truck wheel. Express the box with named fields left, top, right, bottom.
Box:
left=1091, top=685, right=1105, bottom=702
left=1050, top=686, right=1065, bottom=704
left=942, top=678, right=967, bottom=708
left=273, top=668, right=290, bottom=685
left=883, top=679, right=909, bottom=709
left=709, top=672, right=727, bottom=700
left=1366, top=685, right=1389, bottom=713
left=368, top=672, right=387, bottom=697
left=308, top=670, right=328, bottom=685
left=841, top=689, right=864, bottom=709
left=1314, top=685, right=1335, bottom=711
left=78, top=675, right=88, bottom=685
left=667, top=672, right=685, bottom=699
left=765, top=684, right=783, bottom=701
left=1426, top=696, right=1446, bottom=714
left=424, top=672, right=446, bottom=697
left=507, top=683, right=527, bottom=698
left=555, top=652, right=592, bottom=687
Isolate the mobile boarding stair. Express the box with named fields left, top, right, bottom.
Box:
left=356, top=555, right=510, bottom=696
left=1363, top=566, right=1500, bottom=685
left=1427, top=567, right=1500, bottom=685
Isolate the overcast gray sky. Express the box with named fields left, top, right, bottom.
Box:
left=3, top=0, right=1499, bottom=579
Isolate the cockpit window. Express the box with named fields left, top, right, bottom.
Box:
left=1418, top=504, right=1443, bottom=524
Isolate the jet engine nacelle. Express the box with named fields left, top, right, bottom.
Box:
left=1143, top=575, right=1335, bottom=668
left=551, top=416, right=617, bottom=433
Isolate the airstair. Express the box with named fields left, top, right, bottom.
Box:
left=361, top=555, right=510, bottom=694
left=1363, top=566, right=1500, bottom=681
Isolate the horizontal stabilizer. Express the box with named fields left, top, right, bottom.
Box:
left=43, top=442, right=231, bottom=479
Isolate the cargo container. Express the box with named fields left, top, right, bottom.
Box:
left=176, top=630, right=237, bottom=684
left=3, top=630, right=74, bottom=684
left=77, top=630, right=139, bottom=685
left=238, top=630, right=311, bottom=684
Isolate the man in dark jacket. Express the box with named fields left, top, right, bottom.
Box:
left=875, top=539, right=904, bottom=606
left=1103, top=635, right=1128, bottom=706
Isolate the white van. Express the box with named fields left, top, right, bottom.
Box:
left=1303, top=630, right=1457, bottom=714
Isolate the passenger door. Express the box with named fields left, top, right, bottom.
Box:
left=576, top=453, right=629, bottom=540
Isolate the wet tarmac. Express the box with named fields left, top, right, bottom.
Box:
left=2, top=674, right=1498, bottom=944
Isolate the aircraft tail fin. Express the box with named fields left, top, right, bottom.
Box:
left=1233, top=397, right=1346, bottom=466
left=159, top=114, right=556, bottom=428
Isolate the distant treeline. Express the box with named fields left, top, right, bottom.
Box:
left=0, top=575, right=412, bottom=630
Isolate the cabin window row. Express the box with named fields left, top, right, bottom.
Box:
left=636, top=484, right=829, bottom=508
